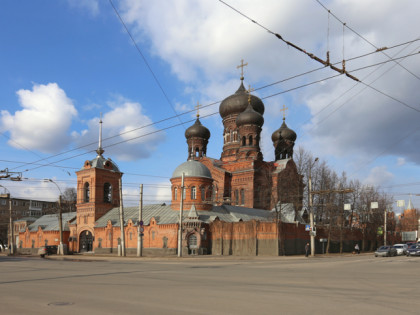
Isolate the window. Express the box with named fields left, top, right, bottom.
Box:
left=235, top=190, right=239, bottom=205
left=201, top=187, right=205, bottom=201
left=104, top=183, right=112, bottom=203
left=191, top=186, right=196, bottom=200
left=84, top=182, right=90, bottom=202
left=182, top=187, right=186, bottom=200
left=152, top=231, right=155, bottom=240
left=240, top=189, right=245, bottom=205
left=174, top=187, right=178, bottom=200
left=242, top=136, right=246, bottom=146
left=249, top=135, right=253, bottom=146
left=189, top=234, right=197, bottom=248
left=104, top=183, right=111, bottom=203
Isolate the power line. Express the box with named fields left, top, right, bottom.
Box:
left=218, top=0, right=359, bottom=81
left=108, top=0, right=186, bottom=129
left=314, top=0, right=420, bottom=81
left=7, top=38, right=418, bottom=174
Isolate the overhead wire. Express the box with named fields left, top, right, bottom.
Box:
left=6, top=37, right=419, bottom=173
left=14, top=47, right=420, bottom=174
left=108, top=0, right=186, bottom=129
left=314, top=0, right=420, bottom=81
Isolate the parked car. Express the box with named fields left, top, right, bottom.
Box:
left=38, top=245, right=58, bottom=258
left=406, top=244, right=420, bottom=256
left=374, top=246, right=397, bottom=257
left=393, top=244, right=408, bottom=255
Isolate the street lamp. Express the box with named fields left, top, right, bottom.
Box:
left=309, top=157, right=319, bottom=257
left=44, top=179, right=63, bottom=255
left=0, top=184, right=13, bottom=255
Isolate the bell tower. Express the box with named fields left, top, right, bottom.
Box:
left=75, top=115, right=122, bottom=250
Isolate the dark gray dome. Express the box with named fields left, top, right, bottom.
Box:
left=172, top=160, right=212, bottom=179
left=272, top=119, right=296, bottom=142
left=219, top=81, right=264, bottom=119
left=236, top=103, right=264, bottom=127
left=185, top=118, right=210, bottom=140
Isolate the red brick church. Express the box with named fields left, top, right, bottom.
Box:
left=20, top=70, right=306, bottom=256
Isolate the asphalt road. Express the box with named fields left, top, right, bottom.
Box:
left=0, top=254, right=419, bottom=314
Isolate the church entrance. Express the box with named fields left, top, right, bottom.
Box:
left=79, top=230, right=93, bottom=252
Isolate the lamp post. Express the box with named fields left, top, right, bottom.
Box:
left=0, top=185, right=13, bottom=255
left=44, top=179, right=63, bottom=255
left=308, top=157, right=319, bottom=257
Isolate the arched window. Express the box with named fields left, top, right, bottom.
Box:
left=188, top=234, right=197, bottom=248
left=182, top=187, right=186, bottom=200
left=235, top=190, right=239, bottom=205
left=201, top=187, right=205, bottom=201
left=249, top=135, right=253, bottom=146
left=174, top=187, right=178, bottom=200
left=242, top=136, right=246, bottom=146
left=191, top=186, right=196, bottom=200
left=104, top=183, right=112, bottom=203
left=84, top=182, right=90, bottom=202
left=240, top=189, right=245, bottom=205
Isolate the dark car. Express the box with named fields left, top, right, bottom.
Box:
left=374, top=246, right=397, bottom=257
left=406, top=244, right=420, bottom=256
left=38, top=245, right=58, bottom=258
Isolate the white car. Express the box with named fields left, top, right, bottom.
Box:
left=393, top=244, right=408, bottom=255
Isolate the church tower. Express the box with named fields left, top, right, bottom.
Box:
left=185, top=102, right=211, bottom=161
left=219, top=61, right=264, bottom=162
left=75, top=116, right=122, bottom=251
left=236, top=85, right=264, bottom=161
left=271, top=105, right=297, bottom=161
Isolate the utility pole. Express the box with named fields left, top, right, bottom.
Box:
left=384, top=207, right=387, bottom=246
left=137, top=184, right=143, bottom=257
left=309, top=157, right=318, bottom=257
left=9, top=198, right=14, bottom=255
left=44, top=179, right=64, bottom=255
left=178, top=173, right=185, bottom=257
left=118, top=177, right=125, bottom=256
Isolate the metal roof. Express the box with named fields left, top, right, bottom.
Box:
left=95, top=204, right=273, bottom=227
left=172, top=160, right=212, bottom=179
left=27, top=212, right=77, bottom=232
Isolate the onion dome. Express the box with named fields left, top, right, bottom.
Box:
left=271, top=119, right=297, bottom=142
left=219, top=81, right=265, bottom=119
left=185, top=117, right=210, bottom=140
left=172, top=160, right=212, bottom=179
left=236, top=103, right=264, bottom=127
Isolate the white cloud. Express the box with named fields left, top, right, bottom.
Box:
left=67, top=0, right=99, bottom=16
left=73, top=97, right=165, bottom=161
left=117, top=0, right=420, bottom=172
left=1, top=83, right=77, bottom=153
left=363, top=166, right=394, bottom=187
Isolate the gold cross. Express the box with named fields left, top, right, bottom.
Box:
left=195, top=101, right=201, bottom=118
left=237, top=59, right=248, bottom=79
left=280, top=104, right=288, bottom=120
left=247, top=85, right=254, bottom=104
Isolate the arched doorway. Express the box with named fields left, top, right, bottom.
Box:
left=79, top=230, right=93, bottom=252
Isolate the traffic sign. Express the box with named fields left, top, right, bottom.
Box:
left=139, top=220, right=144, bottom=226
left=140, top=227, right=144, bottom=233
left=305, top=224, right=311, bottom=231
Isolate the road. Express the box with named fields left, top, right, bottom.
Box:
left=0, top=254, right=419, bottom=314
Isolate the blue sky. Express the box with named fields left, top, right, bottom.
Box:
left=1, top=0, right=420, bottom=211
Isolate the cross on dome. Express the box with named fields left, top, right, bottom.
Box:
left=237, top=59, right=248, bottom=81
left=195, top=101, right=201, bottom=118
left=280, top=104, right=288, bottom=121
